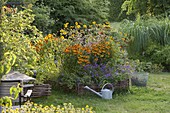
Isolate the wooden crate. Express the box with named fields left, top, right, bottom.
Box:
left=31, top=84, right=51, bottom=98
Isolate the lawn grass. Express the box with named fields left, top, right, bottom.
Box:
left=33, top=73, right=170, bottom=113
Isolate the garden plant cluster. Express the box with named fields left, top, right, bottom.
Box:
left=0, top=0, right=170, bottom=112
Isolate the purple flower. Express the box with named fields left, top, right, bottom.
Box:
left=105, top=73, right=111, bottom=77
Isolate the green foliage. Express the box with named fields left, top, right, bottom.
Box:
left=146, top=45, right=170, bottom=69
left=149, top=63, right=164, bottom=73
left=121, top=0, right=170, bottom=17
left=32, top=3, right=55, bottom=35
left=109, top=0, right=135, bottom=21
left=121, top=17, right=170, bottom=53
left=0, top=52, right=16, bottom=76
left=130, top=59, right=164, bottom=73
left=0, top=83, right=22, bottom=107
left=0, top=8, right=43, bottom=74
left=42, top=0, right=110, bottom=31
left=7, top=0, right=37, bottom=4
left=9, top=83, right=22, bottom=100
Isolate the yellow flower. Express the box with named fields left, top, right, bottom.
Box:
left=83, top=25, right=87, bottom=28
left=92, top=21, right=96, bottom=25
left=60, top=36, right=65, bottom=39
left=75, top=22, right=78, bottom=25
left=64, top=22, right=69, bottom=28
left=63, top=31, right=67, bottom=35
left=86, top=105, right=89, bottom=108
left=70, top=26, right=74, bottom=29
left=76, top=25, right=81, bottom=29
left=34, top=103, right=38, bottom=106
left=82, top=108, right=85, bottom=111
left=105, top=21, right=110, bottom=25
left=71, top=34, right=75, bottom=37
left=60, top=29, right=65, bottom=33
left=47, top=34, right=53, bottom=38
left=32, top=108, right=35, bottom=111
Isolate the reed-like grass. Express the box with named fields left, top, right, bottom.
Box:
left=121, top=17, right=170, bottom=53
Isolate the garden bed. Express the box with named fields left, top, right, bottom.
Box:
left=77, top=79, right=130, bottom=95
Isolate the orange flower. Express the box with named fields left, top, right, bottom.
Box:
left=78, top=61, right=82, bottom=64
left=64, top=48, right=70, bottom=53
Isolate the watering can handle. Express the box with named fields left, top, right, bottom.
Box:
left=102, top=83, right=114, bottom=92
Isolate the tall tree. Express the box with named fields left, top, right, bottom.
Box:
left=41, top=0, right=110, bottom=31
left=121, top=0, right=170, bottom=17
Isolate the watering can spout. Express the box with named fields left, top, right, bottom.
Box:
left=84, top=86, right=102, bottom=97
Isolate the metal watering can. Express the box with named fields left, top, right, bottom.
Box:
left=84, top=83, right=114, bottom=99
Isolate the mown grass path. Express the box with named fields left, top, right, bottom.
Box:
left=33, top=73, right=170, bottom=113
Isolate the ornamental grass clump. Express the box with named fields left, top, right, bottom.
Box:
left=2, top=102, right=95, bottom=113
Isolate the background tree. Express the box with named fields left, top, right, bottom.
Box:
left=121, top=0, right=170, bottom=17
left=32, top=3, right=55, bottom=35
left=109, top=0, right=135, bottom=21
left=40, top=0, right=110, bottom=32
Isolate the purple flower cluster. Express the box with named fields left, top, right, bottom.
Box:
left=83, top=63, right=114, bottom=78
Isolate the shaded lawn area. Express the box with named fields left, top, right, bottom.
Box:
left=33, top=73, right=170, bottom=113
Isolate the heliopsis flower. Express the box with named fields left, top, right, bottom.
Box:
left=86, top=105, right=89, bottom=108
left=47, top=34, right=53, bottom=38
left=71, top=34, right=75, bottom=37
left=83, top=25, right=87, bottom=28
left=60, top=36, right=65, bottom=39
left=75, top=22, right=78, bottom=25
left=64, top=22, right=69, bottom=28
left=92, top=21, right=96, bottom=25
left=76, top=25, right=81, bottom=29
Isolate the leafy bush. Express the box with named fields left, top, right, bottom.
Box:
left=130, top=59, right=164, bottom=73
left=2, top=102, right=95, bottom=113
